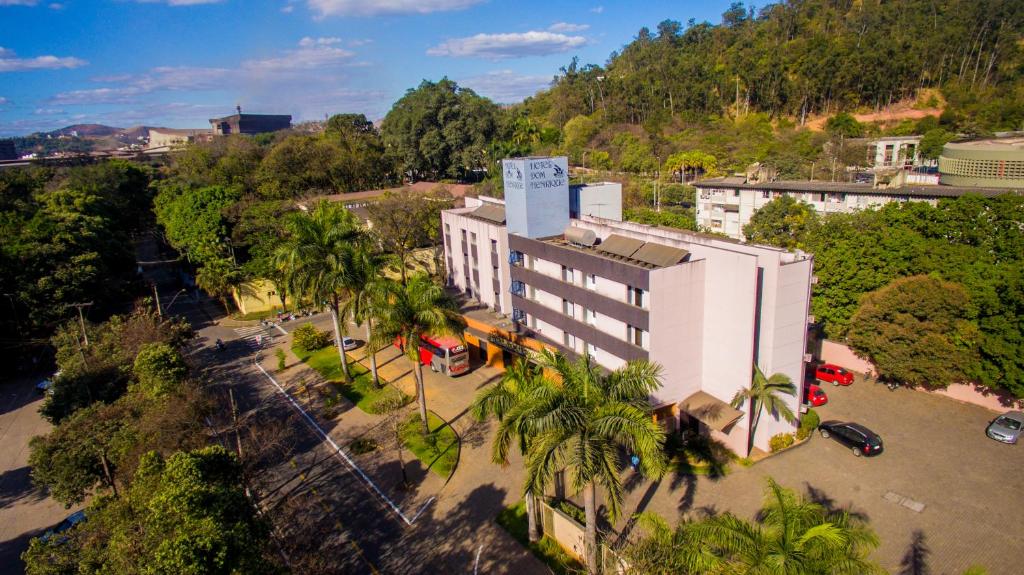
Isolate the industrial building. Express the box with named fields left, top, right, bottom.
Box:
left=147, top=128, right=212, bottom=150
left=938, top=137, right=1024, bottom=188
left=209, top=108, right=292, bottom=135
left=442, top=157, right=813, bottom=456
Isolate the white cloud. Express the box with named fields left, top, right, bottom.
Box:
left=0, top=46, right=86, bottom=72
left=427, top=31, right=587, bottom=60
left=590, top=6, right=604, bottom=14
left=459, top=70, right=551, bottom=103
left=0, top=96, right=9, bottom=106
left=548, top=22, right=589, bottom=33
left=0, top=0, right=38, bottom=5
left=34, top=107, right=64, bottom=115
left=298, top=36, right=341, bottom=47
left=308, top=0, right=480, bottom=18
left=280, top=4, right=294, bottom=12
left=131, top=0, right=224, bottom=5
left=49, top=2, right=63, bottom=9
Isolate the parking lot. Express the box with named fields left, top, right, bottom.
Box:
left=625, top=375, right=1024, bottom=574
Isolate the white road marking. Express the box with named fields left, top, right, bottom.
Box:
left=473, top=545, right=484, bottom=575
left=252, top=354, right=433, bottom=527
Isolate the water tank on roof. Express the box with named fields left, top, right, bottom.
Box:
left=564, top=226, right=597, bottom=247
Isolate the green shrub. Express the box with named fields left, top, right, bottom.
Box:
left=769, top=433, right=795, bottom=453
left=133, top=343, right=188, bottom=397
left=797, top=408, right=820, bottom=440
left=292, top=324, right=331, bottom=353
left=275, top=348, right=286, bottom=372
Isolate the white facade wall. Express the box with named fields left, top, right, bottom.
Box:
left=441, top=208, right=511, bottom=314
left=591, top=312, right=627, bottom=343
left=504, top=157, right=571, bottom=239
left=648, top=260, right=705, bottom=408
left=531, top=257, right=562, bottom=281
left=590, top=345, right=626, bottom=371
left=571, top=216, right=813, bottom=453
left=696, top=185, right=943, bottom=240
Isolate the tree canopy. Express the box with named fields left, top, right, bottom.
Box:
left=382, top=78, right=501, bottom=181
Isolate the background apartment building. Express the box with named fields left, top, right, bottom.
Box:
left=443, top=157, right=814, bottom=456
left=695, top=138, right=1023, bottom=240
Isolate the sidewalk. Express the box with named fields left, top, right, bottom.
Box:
left=257, top=330, right=546, bottom=572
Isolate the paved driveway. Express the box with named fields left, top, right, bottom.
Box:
left=623, top=376, right=1024, bottom=574
left=0, top=376, right=81, bottom=574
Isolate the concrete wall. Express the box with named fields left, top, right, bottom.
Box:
left=820, top=339, right=874, bottom=373
left=504, top=157, right=571, bottom=239
left=232, top=279, right=284, bottom=315
left=442, top=209, right=511, bottom=313
left=648, top=260, right=705, bottom=408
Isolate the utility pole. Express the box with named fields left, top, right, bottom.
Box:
left=3, top=293, right=19, bottom=337
left=68, top=302, right=93, bottom=347
left=152, top=283, right=162, bottom=318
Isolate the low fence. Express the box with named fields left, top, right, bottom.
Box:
left=820, top=340, right=1023, bottom=412
left=537, top=499, right=629, bottom=574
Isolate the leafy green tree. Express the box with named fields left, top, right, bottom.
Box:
left=154, top=184, right=241, bottom=266
left=518, top=350, right=668, bottom=574
left=365, top=188, right=454, bottom=284
left=133, top=343, right=188, bottom=398
left=372, top=274, right=465, bottom=434
left=848, top=275, right=980, bottom=387
left=689, top=478, right=882, bottom=574
left=825, top=113, right=864, bottom=138
left=196, top=256, right=243, bottom=314
left=663, top=150, right=719, bottom=179
left=742, top=195, right=818, bottom=249
left=730, top=365, right=797, bottom=454
left=25, top=446, right=278, bottom=575
left=276, top=201, right=362, bottom=382
left=562, top=114, right=599, bottom=161
left=918, top=128, right=955, bottom=159
left=29, top=401, right=136, bottom=505
left=382, top=78, right=500, bottom=181
left=471, top=359, right=547, bottom=543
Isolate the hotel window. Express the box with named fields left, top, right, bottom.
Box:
left=586, top=273, right=597, bottom=290
left=563, top=332, right=576, bottom=349
left=490, top=239, right=498, bottom=253
left=470, top=232, right=477, bottom=243
left=562, top=299, right=575, bottom=318
left=587, top=308, right=598, bottom=325
left=761, top=191, right=770, bottom=199
left=628, top=286, right=645, bottom=308
left=561, top=265, right=576, bottom=284
left=733, top=189, right=740, bottom=197
left=627, top=325, right=646, bottom=348
left=444, top=223, right=450, bottom=233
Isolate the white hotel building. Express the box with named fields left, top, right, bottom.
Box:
left=442, top=157, right=814, bottom=456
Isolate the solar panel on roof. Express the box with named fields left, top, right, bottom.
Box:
left=596, top=234, right=644, bottom=258
left=471, top=204, right=506, bottom=224
left=632, top=242, right=688, bottom=267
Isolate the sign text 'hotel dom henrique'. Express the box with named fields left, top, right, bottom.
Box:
left=502, top=157, right=568, bottom=192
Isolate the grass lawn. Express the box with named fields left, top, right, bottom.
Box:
left=230, top=307, right=283, bottom=321
left=496, top=501, right=584, bottom=575
left=400, top=411, right=460, bottom=478
left=292, top=345, right=408, bottom=414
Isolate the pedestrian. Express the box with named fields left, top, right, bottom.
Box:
left=630, top=454, right=640, bottom=472
left=256, top=334, right=262, bottom=347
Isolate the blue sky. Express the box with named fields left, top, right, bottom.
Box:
left=0, top=0, right=736, bottom=136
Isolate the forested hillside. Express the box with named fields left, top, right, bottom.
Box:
left=525, top=0, right=1023, bottom=130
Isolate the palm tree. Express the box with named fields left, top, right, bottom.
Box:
left=471, top=358, right=548, bottom=543
left=372, top=273, right=465, bottom=434
left=691, top=477, right=882, bottom=574
left=520, top=349, right=668, bottom=575
left=622, top=513, right=719, bottom=575
left=275, top=201, right=362, bottom=382
left=731, top=364, right=797, bottom=454
left=342, top=245, right=388, bottom=386
left=195, top=257, right=242, bottom=314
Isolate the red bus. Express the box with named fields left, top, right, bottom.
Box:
left=395, top=334, right=470, bottom=377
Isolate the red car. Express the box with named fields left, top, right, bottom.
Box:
left=804, top=383, right=828, bottom=406
left=815, top=363, right=854, bottom=386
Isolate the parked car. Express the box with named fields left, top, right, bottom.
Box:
left=815, top=363, right=854, bottom=386
left=342, top=337, right=359, bottom=351
left=985, top=411, right=1024, bottom=444
left=40, top=510, right=86, bottom=544
left=35, top=370, right=60, bottom=395
left=818, top=420, right=883, bottom=457
left=804, top=383, right=828, bottom=407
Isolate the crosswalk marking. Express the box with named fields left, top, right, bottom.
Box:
left=233, top=325, right=274, bottom=350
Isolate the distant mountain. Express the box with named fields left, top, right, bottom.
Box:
left=47, top=124, right=124, bottom=138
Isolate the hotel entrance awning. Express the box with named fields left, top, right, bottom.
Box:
left=679, top=391, right=744, bottom=432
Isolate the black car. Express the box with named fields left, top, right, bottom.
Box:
left=818, top=420, right=884, bottom=457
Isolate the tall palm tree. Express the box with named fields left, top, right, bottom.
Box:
left=342, top=245, right=388, bottom=386
left=471, top=358, right=548, bottom=543
left=731, top=364, right=797, bottom=454
left=691, top=477, right=882, bottom=574
left=275, top=201, right=361, bottom=382
left=371, top=273, right=465, bottom=434
left=520, top=349, right=668, bottom=575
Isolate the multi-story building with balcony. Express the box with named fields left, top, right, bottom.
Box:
left=442, top=156, right=815, bottom=456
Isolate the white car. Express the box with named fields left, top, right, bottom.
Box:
left=342, top=337, right=359, bottom=351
